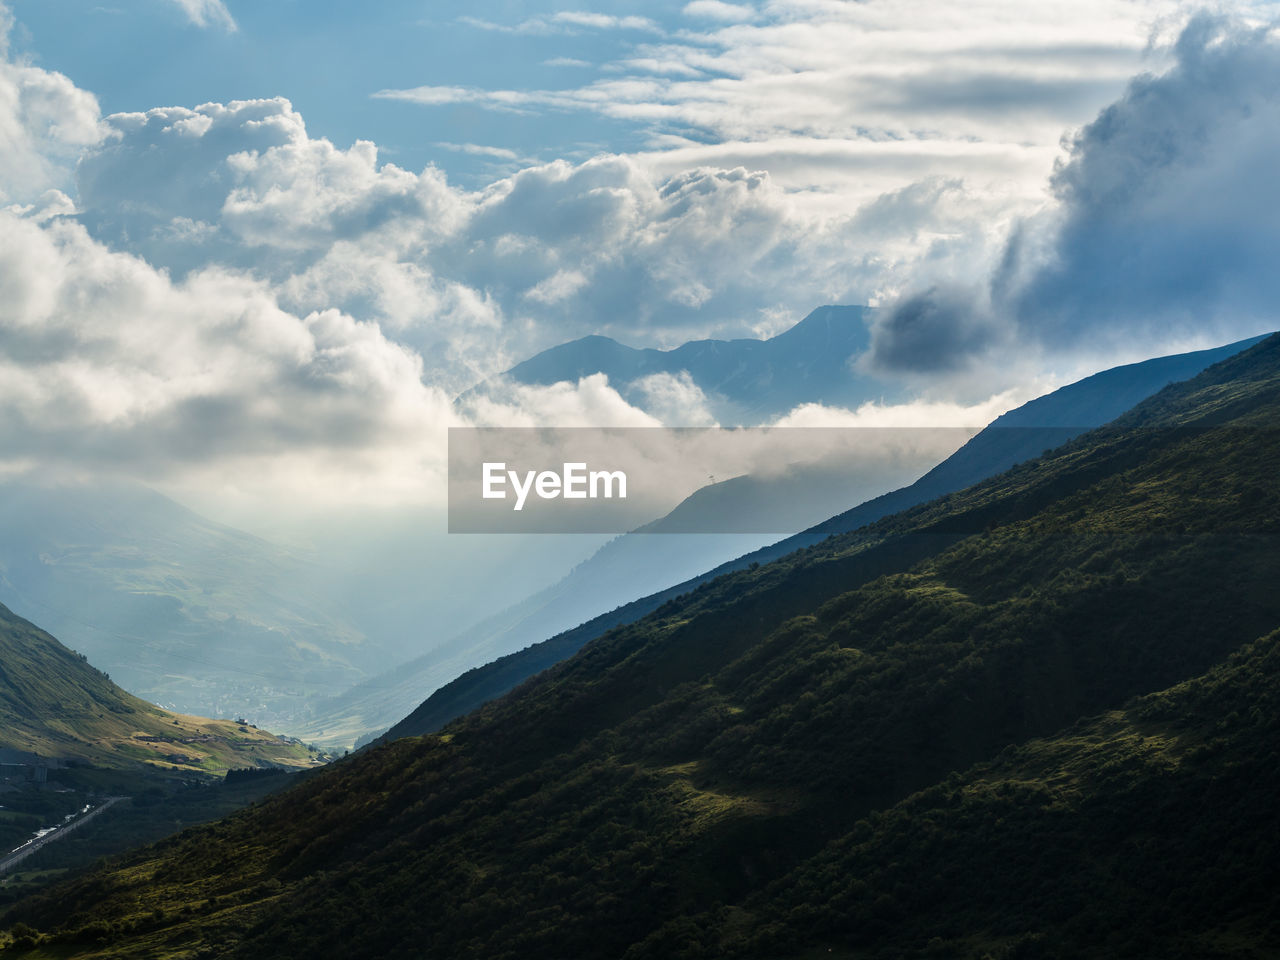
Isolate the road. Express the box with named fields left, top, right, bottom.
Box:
left=0, top=796, right=128, bottom=875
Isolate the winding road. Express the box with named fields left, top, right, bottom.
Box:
left=0, top=796, right=128, bottom=875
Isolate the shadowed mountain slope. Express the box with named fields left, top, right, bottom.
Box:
left=380, top=332, right=1267, bottom=742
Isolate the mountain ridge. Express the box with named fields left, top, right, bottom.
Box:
left=0, top=601, right=321, bottom=775
left=378, top=331, right=1268, bottom=743
left=463, top=305, right=898, bottom=423
left=9, top=333, right=1279, bottom=958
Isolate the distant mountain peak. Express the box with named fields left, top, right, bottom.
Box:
left=464, top=304, right=891, bottom=424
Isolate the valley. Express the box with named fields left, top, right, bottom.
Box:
left=3, top=332, right=1276, bottom=958
left=3, top=6, right=1276, bottom=958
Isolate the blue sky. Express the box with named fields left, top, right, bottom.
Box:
left=10, top=1, right=737, bottom=185
left=1, top=0, right=1279, bottom=518
left=8, top=0, right=1167, bottom=192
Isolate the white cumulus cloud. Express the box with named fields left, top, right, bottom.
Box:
left=0, top=14, right=102, bottom=202
left=0, top=204, right=457, bottom=506
left=76, top=100, right=997, bottom=385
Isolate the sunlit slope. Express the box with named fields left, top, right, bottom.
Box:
left=0, top=603, right=322, bottom=775
left=6, top=333, right=1280, bottom=958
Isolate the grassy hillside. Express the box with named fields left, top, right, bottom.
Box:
left=4, top=334, right=1280, bottom=958
left=730, top=630, right=1280, bottom=959
left=0, top=603, right=324, bottom=776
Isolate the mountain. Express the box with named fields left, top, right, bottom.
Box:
left=0, top=480, right=617, bottom=746
left=0, top=478, right=613, bottom=745
left=300, top=441, right=957, bottom=747
left=0, top=602, right=320, bottom=775
left=380, top=332, right=1268, bottom=742
left=8, top=333, right=1280, bottom=958
left=0, top=479, right=376, bottom=731
left=464, top=304, right=901, bottom=423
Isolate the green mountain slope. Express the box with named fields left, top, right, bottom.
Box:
left=379, top=333, right=1267, bottom=745
left=0, top=603, right=321, bottom=776
left=731, top=630, right=1280, bottom=959
left=5, top=334, right=1280, bottom=958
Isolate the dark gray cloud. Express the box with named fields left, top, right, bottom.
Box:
left=1008, top=13, right=1280, bottom=348
left=868, top=285, right=998, bottom=374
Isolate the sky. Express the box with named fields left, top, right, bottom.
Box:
left=2, top=0, right=1280, bottom=522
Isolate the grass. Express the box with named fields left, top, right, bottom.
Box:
left=0, top=603, right=328, bottom=776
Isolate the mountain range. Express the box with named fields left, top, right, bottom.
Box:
left=1, top=322, right=1263, bottom=752
left=463, top=304, right=901, bottom=423
left=7, top=332, right=1278, bottom=958
left=377, top=331, right=1267, bottom=743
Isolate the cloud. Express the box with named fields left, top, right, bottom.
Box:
left=683, top=1, right=756, bottom=23
left=16, top=0, right=1271, bottom=526
left=0, top=15, right=103, bottom=201
left=78, top=99, right=976, bottom=381
left=551, top=12, right=661, bottom=33
left=457, top=374, right=661, bottom=428
left=79, top=98, right=466, bottom=258
left=868, top=285, right=1001, bottom=374
left=0, top=206, right=456, bottom=505
left=389, top=0, right=1165, bottom=192
left=168, top=0, right=237, bottom=31
left=434, top=142, right=520, bottom=161
left=372, top=0, right=1171, bottom=300
left=868, top=13, right=1280, bottom=380
left=770, top=387, right=1039, bottom=429
left=1004, top=13, right=1280, bottom=350
left=609, top=57, right=705, bottom=78
left=17, top=3, right=1276, bottom=516
left=431, top=141, right=542, bottom=173
left=624, top=371, right=719, bottom=427
left=458, top=12, right=662, bottom=37
left=450, top=158, right=830, bottom=342
left=524, top=268, right=589, bottom=305
left=72, top=99, right=511, bottom=391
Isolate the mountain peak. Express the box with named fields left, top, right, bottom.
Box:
left=766, top=303, right=871, bottom=349
left=471, top=304, right=891, bottom=423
